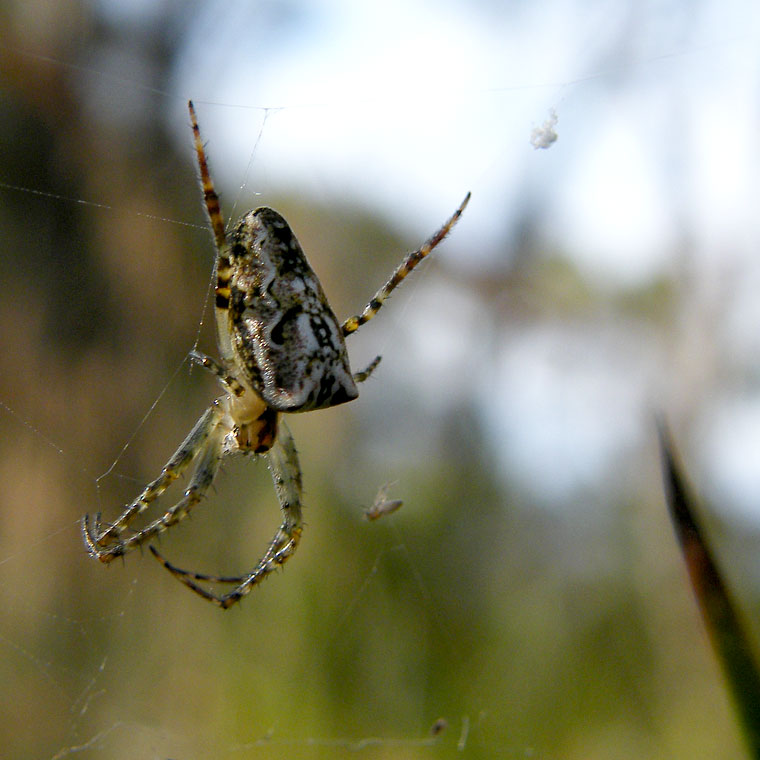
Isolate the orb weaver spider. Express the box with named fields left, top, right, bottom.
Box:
left=82, top=101, right=470, bottom=608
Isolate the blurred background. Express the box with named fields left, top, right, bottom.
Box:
left=1, top=0, right=759, bottom=757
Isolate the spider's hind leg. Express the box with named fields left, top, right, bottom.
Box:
left=150, top=420, right=304, bottom=609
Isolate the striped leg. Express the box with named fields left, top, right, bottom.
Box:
left=188, top=100, right=238, bottom=367
left=83, top=404, right=225, bottom=560
left=353, top=355, right=382, bottom=383
left=189, top=350, right=245, bottom=397
left=150, top=421, right=304, bottom=609
left=341, top=192, right=471, bottom=337
left=189, top=100, right=227, bottom=252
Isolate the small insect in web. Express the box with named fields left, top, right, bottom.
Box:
left=364, top=482, right=403, bottom=521
left=82, top=100, right=470, bottom=608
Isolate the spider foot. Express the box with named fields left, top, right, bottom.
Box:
left=82, top=514, right=128, bottom=563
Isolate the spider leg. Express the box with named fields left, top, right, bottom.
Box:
left=150, top=420, right=303, bottom=609
left=82, top=403, right=226, bottom=561
left=189, top=350, right=245, bottom=397
left=341, top=192, right=470, bottom=337
left=188, top=101, right=239, bottom=370
left=353, top=355, right=382, bottom=383
left=145, top=557, right=249, bottom=585
left=189, top=100, right=226, bottom=252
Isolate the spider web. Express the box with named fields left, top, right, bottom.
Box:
left=1, top=3, right=758, bottom=758
left=0, top=35, right=498, bottom=760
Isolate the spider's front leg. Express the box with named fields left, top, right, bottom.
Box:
left=341, top=192, right=470, bottom=337
left=150, top=420, right=304, bottom=609
left=82, top=403, right=226, bottom=561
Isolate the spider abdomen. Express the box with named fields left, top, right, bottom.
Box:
left=224, top=208, right=358, bottom=412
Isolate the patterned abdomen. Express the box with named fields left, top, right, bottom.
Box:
left=224, top=208, right=358, bottom=412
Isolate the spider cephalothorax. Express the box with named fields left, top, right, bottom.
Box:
left=83, top=100, right=469, bottom=608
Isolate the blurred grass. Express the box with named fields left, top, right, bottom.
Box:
left=660, top=423, right=760, bottom=756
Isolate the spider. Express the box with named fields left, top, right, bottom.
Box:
left=82, top=101, right=470, bottom=608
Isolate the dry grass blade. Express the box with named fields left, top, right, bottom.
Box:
left=658, top=420, right=760, bottom=757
